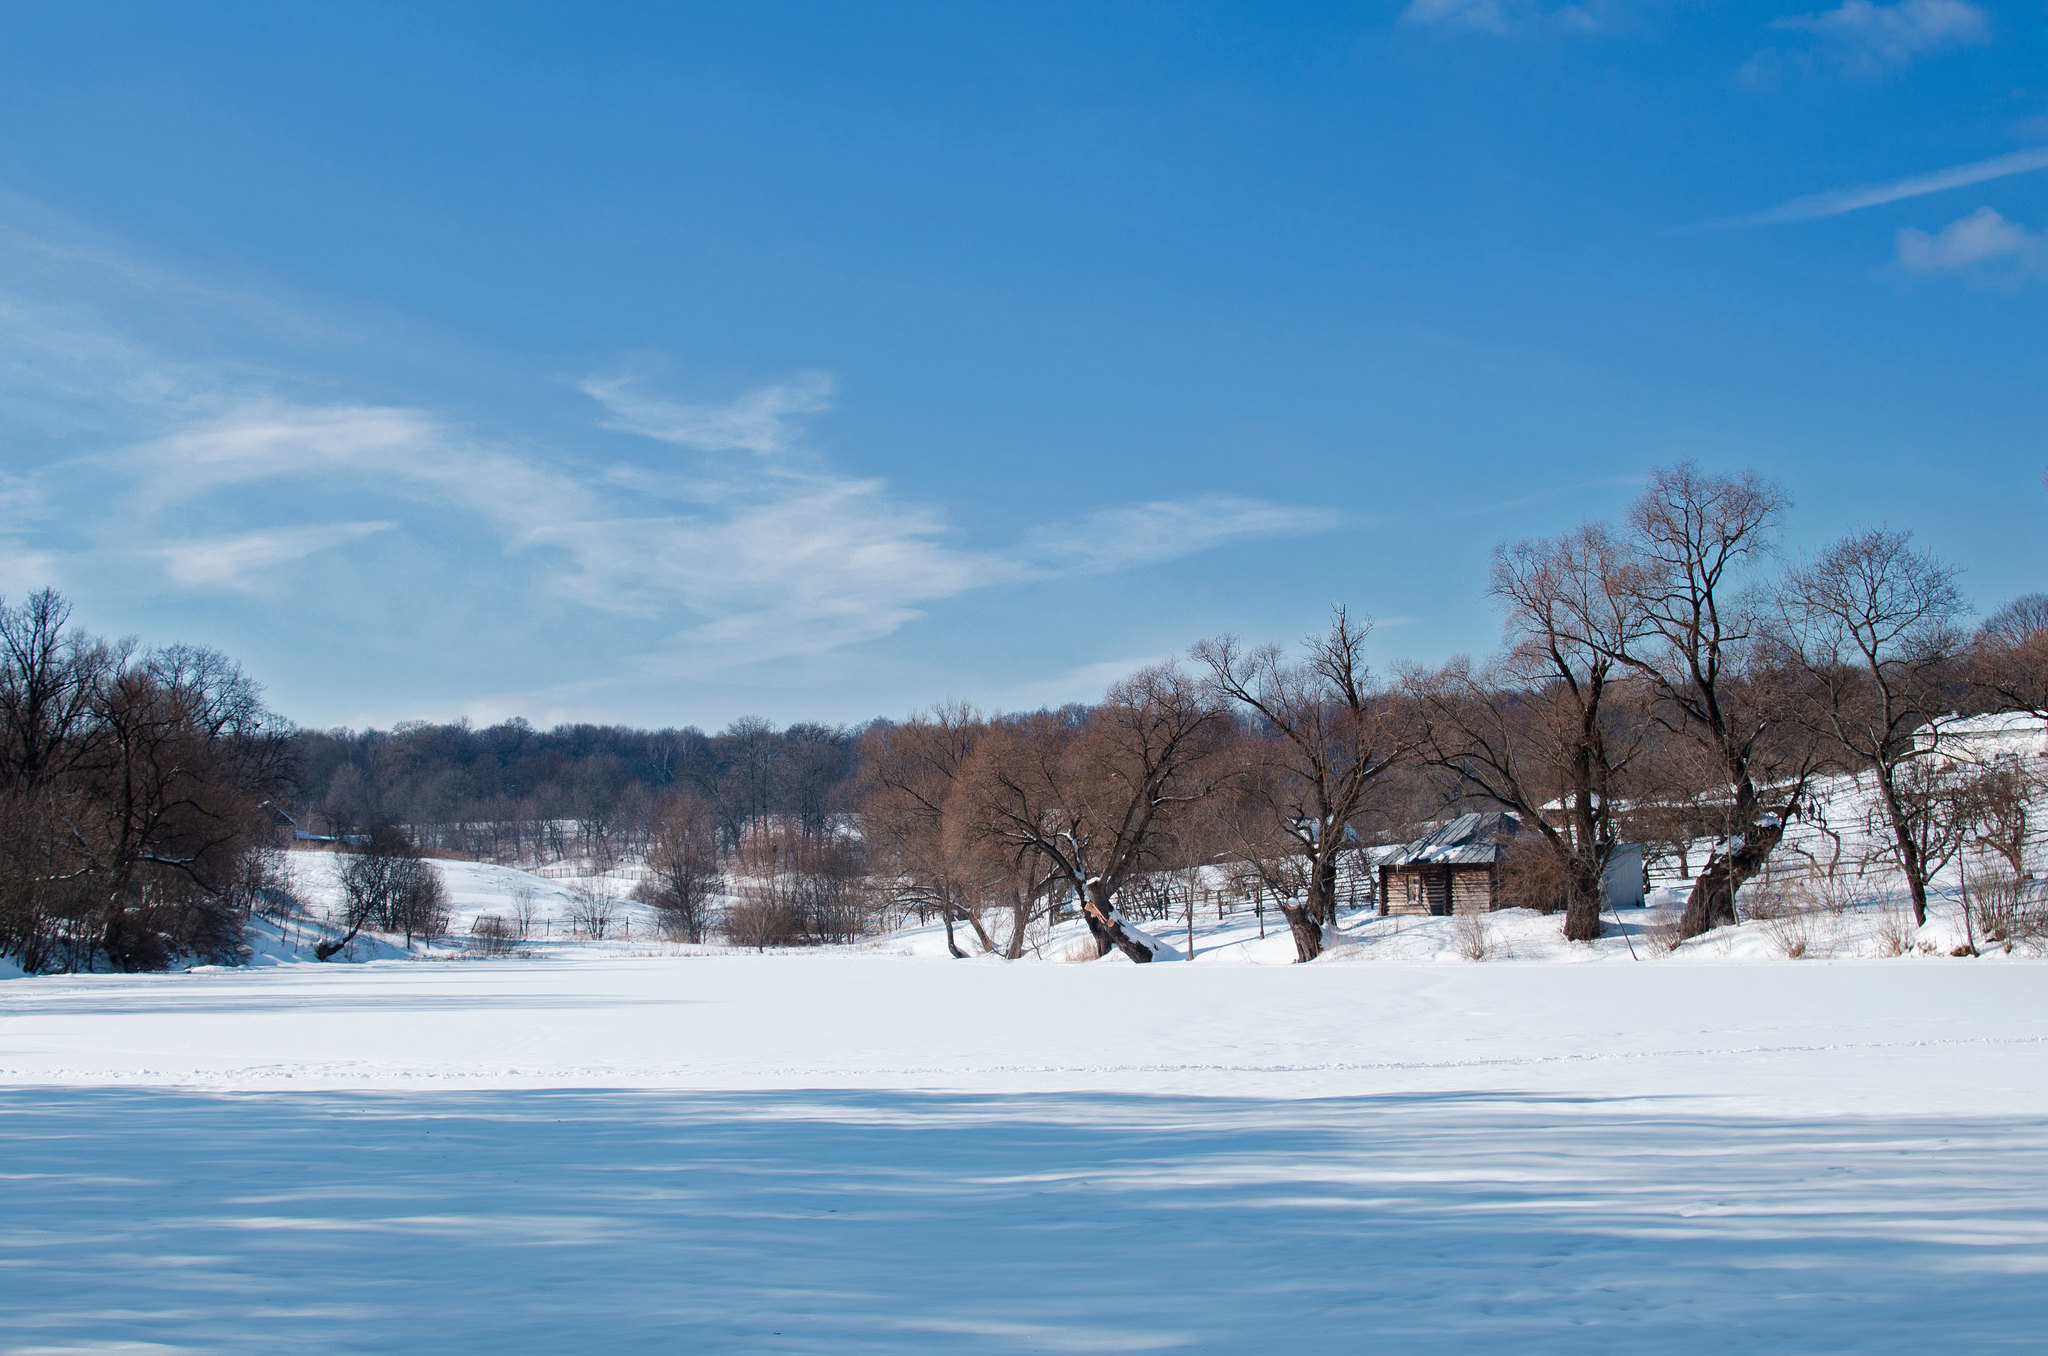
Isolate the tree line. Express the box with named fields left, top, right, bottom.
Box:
left=291, top=715, right=856, bottom=867
left=0, top=591, right=289, bottom=972
left=862, top=464, right=2046, bottom=962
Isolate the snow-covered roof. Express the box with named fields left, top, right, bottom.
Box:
left=1382, top=812, right=1522, bottom=869
left=1920, top=711, right=2047, bottom=738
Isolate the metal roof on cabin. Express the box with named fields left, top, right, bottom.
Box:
left=1381, top=811, right=1522, bottom=868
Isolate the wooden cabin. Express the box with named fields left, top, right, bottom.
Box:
left=1378, top=812, right=1522, bottom=917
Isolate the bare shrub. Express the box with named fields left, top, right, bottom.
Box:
left=724, top=887, right=800, bottom=950
left=564, top=878, right=621, bottom=940
left=1643, top=912, right=1684, bottom=953
left=730, top=829, right=876, bottom=946
left=1062, top=938, right=1102, bottom=963
left=1872, top=907, right=1916, bottom=957
left=1765, top=909, right=1812, bottom=959
left=1454, top=910, right=1491, bottom=961
left=234, top=848, right=304, bottom=924
left=1966, top=867, right=2048, bottom=952
left=1496, top=834, right=1574, bottom=914
left=467, top=914, right=518, bottom=957
left=1746, top=873, right=1847, bottom=958
left=1739, top=877, right=1798, bottom=921
left=508, top=881, right=539, bottom=939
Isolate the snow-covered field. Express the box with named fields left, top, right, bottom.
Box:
left=6, top=918, right=2048, bottom=1352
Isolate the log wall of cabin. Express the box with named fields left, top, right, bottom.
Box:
left=1380, top=865, right=1452, bottom=916
left=1450, top=866, right=1496, bottom=915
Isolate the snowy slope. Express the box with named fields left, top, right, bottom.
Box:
left=283, top=848, right=668, bottom=950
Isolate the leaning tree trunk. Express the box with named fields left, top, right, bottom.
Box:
left=315, top=918, right=364, bottom=961
left=1890, top=824, right=1931, bottom=929
left=1679, top=817, right=1788, bottom=941
left=936, top=902, right=996, bottom=958
left=960, top=907, right=996, bottom=954
left=1873, top=772, right=1932, bottom=927
left=1282, top=859, right=1336, bottom=962
left=1081, top=879, right=1155, bottom=962
left=1080, top=908, right=1114, bottom=958
left=1277, top=901, right=1324, bottom=963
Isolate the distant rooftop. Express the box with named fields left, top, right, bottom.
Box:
left=1921, top=711, right=2047, bottom=737
left=1382, top=811, right=1522, bottom=868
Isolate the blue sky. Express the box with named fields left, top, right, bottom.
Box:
left=0, top=1, right=2041, bottom=730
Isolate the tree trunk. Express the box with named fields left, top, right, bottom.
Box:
left=314, top=920, right=363, bottom=961
left=1081, top=879, right=1154, bottom=962
left=1874, top=772, right=1931, bottom=927
left=1278, top=901, right=1324, bottom=962
left=1563, top=863, right=1604, bottom=943
left=1003, top=891, right=1030, bottom=959
left=1080, top=907, right=1114, bottom=958
left=1289, top=853, right=1339, bottom=962
left=940, top=909, right=966, bottom=959
left=1314, top=853, right=1340, bottom=926
left=1679, top=817, right=1789, bottom=941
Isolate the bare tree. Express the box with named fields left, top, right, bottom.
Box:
left=1612, top=464, right=1823, bottom=939
left=1969, top=593, right=2048, bottom=721
left=860, top=706, right=998, bottom=958
left=1969, top=755, right=2042, bottom=882
left=772, top=724, right=852, bottom=840
left=0, top=599, right=290, bottom=974
left=1408, top=526, right=1650, bottom=942
left=318, top=825, right=449, bottom=957
left=712, top=716, right=778, bottom=848
left=640, top=791, right=722, bottom=943
left=509, top=880, right=540, bottom=939
left=0, top=590, right=120, bottom=792
left=727, top=826, right=873, bottom=946
left=1194, top=607, right=1405, bottom=962
left=948, top=665, right=1227, bottom=962
left=565, top=877, right=622, bottom=940
left=1778, top=529, right=1967, bottom=926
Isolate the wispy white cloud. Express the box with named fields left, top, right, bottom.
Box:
left=991, top=654, right=1174, bottom=714
left=0, top=472, right=56, bottom=596
left=1706, top=145, right=2048, bottom=230
left=1020, top=496, right=1345, bottom=574
left=0, top=208, right=1348, bottom=720
left=1401, top=0, right=1608, bottom=35
left=1774, top=0, right=1989, bottom=74
left=580, top=372, right=832, bottom=455
left=106, top=379, right=1338, bottom=674
left=158, top=521, right=394, bottom=591
left=1895, top=206, right=2047, bottom=276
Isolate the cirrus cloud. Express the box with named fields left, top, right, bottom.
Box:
left=1896, top=207, right=2046, bottom=277
left=1401, top=0, right=1610, bottom=36
left=1772, top=0, right=1989, bottom=74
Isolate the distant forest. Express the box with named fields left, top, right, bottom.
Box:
left=288, top=716, right=870, bottom=867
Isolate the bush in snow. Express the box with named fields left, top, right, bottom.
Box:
left=565, top=878, right=622, bottom=940
left=467, top=914, right=519, bottom=957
